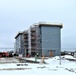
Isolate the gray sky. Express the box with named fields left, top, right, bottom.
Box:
left=0, top=0, right=76, bottom=49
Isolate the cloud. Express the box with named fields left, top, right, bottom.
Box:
left=0, top=0, right=76, bottom=49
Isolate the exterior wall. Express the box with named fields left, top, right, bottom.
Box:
left=29, top=25, right=41, bottom=56
left=21, top=35, right=24, bottom=55
left=23, top=31, right=28, bottom=57
left=29, top=26, right=37, bottom=56
left=40, top=26, right=61, bottom=56
left=35, top=26, right=42, bottom=56
left=15, top=34, right=24, bottom=55
left=28, top=28, right=31, bottom=55
left=15, top=35, right=20, bottom=53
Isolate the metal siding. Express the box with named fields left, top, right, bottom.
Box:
left=41, top=26, right=61, bottom=56
left=15, top=34, right=24, bottom=55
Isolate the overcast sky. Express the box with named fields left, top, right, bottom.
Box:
left=0, top=0, right=76, bottom=50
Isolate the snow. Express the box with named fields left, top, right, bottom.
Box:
left=0, top=58, right=19, bottom=63
left=0, top=55, right=76, bottom=75
left=62, top=55, right=76, bottom=59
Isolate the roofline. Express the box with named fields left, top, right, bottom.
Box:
left=31, top=22, right=63, bottom=28
left=38, top=22, right=63, bottom=28
left=15, top=32, right=23, bottom=39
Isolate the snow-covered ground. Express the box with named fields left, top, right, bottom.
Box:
left=0, top=55, right=76, bottom=75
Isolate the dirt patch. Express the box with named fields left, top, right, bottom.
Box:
left=17, top=63, right=28, bottom=66
left=65, top=68, right=76, bottom=73
left=37, top=66, right=46, bottom=69
left=0, top=68, right=32, bottom=70
left=66, top=58, right=76, bottom=61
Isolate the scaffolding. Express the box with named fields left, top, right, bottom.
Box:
left=23, top=25, right=41, bottom=57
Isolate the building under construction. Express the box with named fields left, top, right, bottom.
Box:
left=15, top=22, right=63, bottom=57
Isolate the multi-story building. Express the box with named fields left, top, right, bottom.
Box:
left=15, top=22, right=63, bottom=57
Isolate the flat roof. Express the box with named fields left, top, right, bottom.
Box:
left=15, top=32, right=23, bottom=39
left=32, top=22, right=63, bottom=28
left=38, top=22, right=63, bottom=28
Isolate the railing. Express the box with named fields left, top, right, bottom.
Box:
left=31, top=28, right=36, bottom=32
left=31, top=37, right=36, bottom=39
left=24, top=43, right=28, bottom=46
left=24, top=39, right=28, bottom=42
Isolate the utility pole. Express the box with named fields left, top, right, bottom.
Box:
left=59, top=49, right=61, bottom=65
